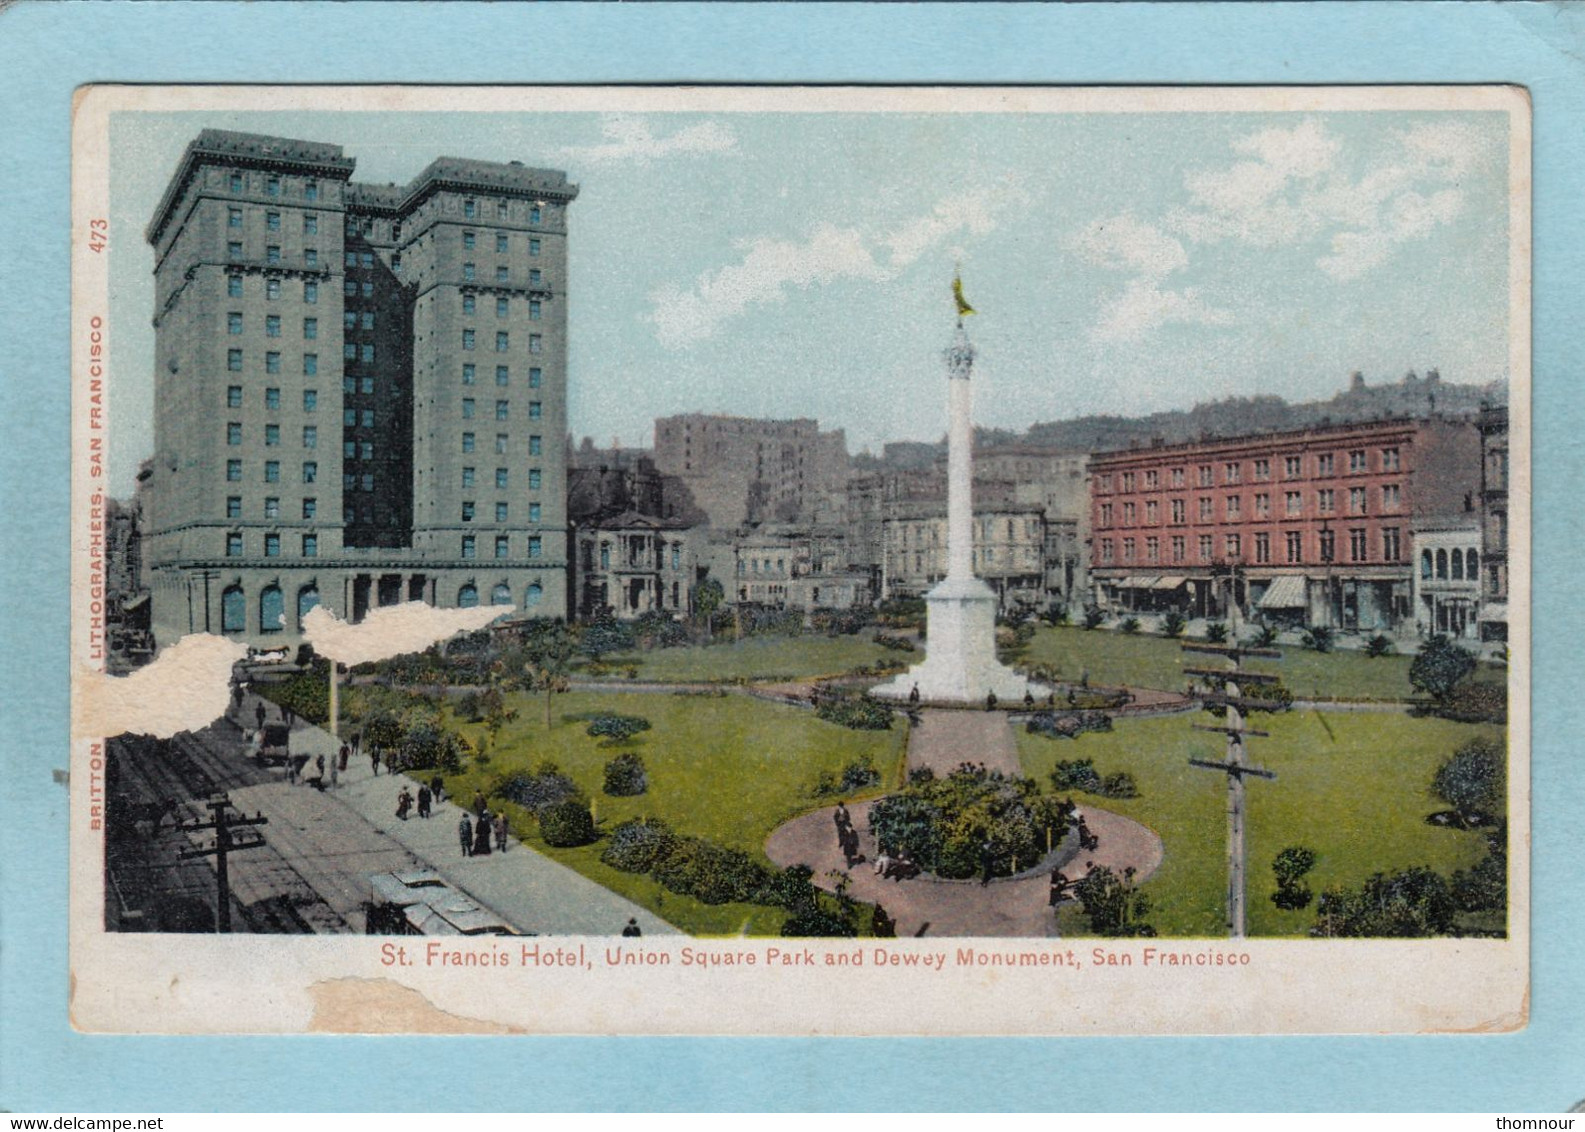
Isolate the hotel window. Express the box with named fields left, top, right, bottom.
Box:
left=496, top=400, right=510, bottom=421
left=1120, top=472, right=1135, bottom=492
left=226, top=497, right=242, bottom=519
left=462, top=398, right=475, bottom=419
left=226, top=459, right=242, bottom=482
left=303, top=318, right=317, bottom=340
left=1099, top=539, right=1114, bottom=564
left=305, top=248, right=318, bottom=268
left=530, top=205, right=542, bottom=224
left=227, top=532, right=243, bottom=556
left=228, top=274, right=244, bottom=298
left=462, top=432, right=475, bottom=453
left=360, top=474, right=373, bottom=492
left=360, top=409, right=373, bottom=427
left=302, top=426, right=317, bottom=449
left=229, top=172, right=244, bottom=193
left=496, top=502, right=509, bottom=522
left=463, top=294, right=476, bottom=315
left=1144, top=470, right=1159, bottom=489
left=528, top=536, right=542, bottom=558
left=1349, top=486, right=1368, bottom=515
left=497, top=200, right=509, bottom=220
left=463, top=262, right=476, bottom=282
left=392, top=222, right=401, bottom=241
left=1286, top=531, right=1302, bottom=563
left=266, top=315, right=281, bottom=337
left=462, top=330, right=475, bottom=351
left=227, top=422, right=242, bottom=446
left=1254, top=532, right=1271, bottom=563
left=529, top=300, right=542, bottom=320
left=1382, top=447, right=1400, bottom=472
left=1319, top=528, right=1335, bottom=562
left=496, top=331, right=510, bottom=352
left=464, top=198, right=477, bottom=219
left=496, top=232, right=509, bottom=253
left=343, top=441, right=355, bottom=459
left=266, top=177, right=279, bottom=197
left=264, top=460, right=280, bottom=483
left=360, top=252, right=373, bottom=269
left=495, top=536, right=510, bottom=560
left=461, top=502, right=475, bottom=522
left=1224, top=534, right=1241, bottom=558
left=1382, top=483, right=1401, bottom=510
left=1121, top=538, right=1136, bottom=562
left=343, top=408, right=356, bottom=426
left=1171, top=535, right=1186, bottom=563
left=529, top=436, right=541, bottom=456
left=264, top=424, right=280, bottom=447
left=361, top=281, right=372, bottom=297
left=359, top=344, right=373, bottom=364
left=1285, top=491, right=1302, bottom=516
left=528, top=367, right=542, bottom=388
left=462, top=364, right=475, bottom=384
left=303, top=214, right=317, bottom=235
left=264, top=497, right=280, bottom=520
left=266, top=245, right=281, bottom=265
left=495, top=468, right=509, bottom=489
left=496, top=265, right=509, bottom=282
left=1145, top=500, right=1158, bottom=524
left=360, top=442, right=372, bottom=460
left=266, top=211, right=280, bottom=231
left=360, top=311, right=374, bottom=331
left=463, top=231, right=476, bottom=250
left=303, top=280, right=317, bottom=304
left=266, top=352, right=281, bottom=374
left=1122, top=501, right=1136, bottom=525
left=1198, top=534, right=1213, bottom=560
left=302, top=461, right=317, bottom=483
left=527, top=469, right=541, bottom=490
left=391, top=254, right=401, bottom=273
left=303, top=389, right=317, bottom=411
left=228, top=312, right=243, bottom=335
left=528, top=503, right=541, bottom=523
left=1382, top=527, right=1401, bottom=561
left=1198, top=465, right=1213, bottom=487
left=1317, top=488, right=1334, bottom=514
left=302, top=498, right=316, bottom=519
left=304, top=180, right=318, bottom=201
left=1253, top=458, right=1271, bottom=480
left=344, top=250, right=358, bottom=268
left=227, top=207, right=243, bottom=229
left=1350, top=449, right=1367, bottom=473
left=302, top=534, right=318, bottom=558
left=1349, top=528, right=1368, bottom=562
left=1198, top=497, right=1213, bottom=521
left=461, top=535, right=476, bottom=559
left=495, top=365, right=509, bottom=386
left=228, top=241, right=243, bottom=260
left=1225, top=495, right=1241, bottom=519
left=303, top=354, right=317, bottom=376
left=1170, top=468, right=1184, bottom=487
left=530, top=269, right=543, bottom=286
left=529, top=334, right=543, bottom=354
left=529, top=238, right=541, bottom=256
left=1145, top=537, right=1159, bottom=563
left=344, top=280, right=356, bottom=297
left=497, top=296, right=509, bottom=317
left=462, top=467, right=475, bottom=488
left=1224, top=462, right=1241, bottom=484
left=360, top=377, right=374, bottom=394
left=1316, top=453, right=1334, bottom=475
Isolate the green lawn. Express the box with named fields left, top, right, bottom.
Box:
left=439, top=689, right=909, bottom=935
left=601, top=632, right=904, bottom=684
left=1019, top=625, right=1500, bottom=702
left=1016, top=709, right=1502, bottom=937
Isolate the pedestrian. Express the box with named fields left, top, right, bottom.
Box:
left=329, top=758, right=339, bottom=790
left=985, top=690, right=998, bottom=712
left=370, top=748, right=381, bottom=776
left=315, top=753, right=326, bottom=785
left=282, top=703, right=295, bottom=727
left=472, top=790, right=487, bottom=817
left=255, top=702, right=267, bottom=730
left=230, top=680, right=243, bottom=713
left=873, top=848, right=893, bottom=877
left=430, top=775, right=445, bottom=805
left=417, top=784, right=432, bottom=819
left=840, top=825, right=860, bottom=868
left=872, top=904, right=895, bottom=938
left=1024, top=690, right=1035, bottom=710
left=284, top=740, right=297, bottom=784
left=1049, top=869, right=1069, bottom=908
left=459, top=812, right=474, bottom=857
left=621, top=917, right=642, bottom=938
left=1047, top=691, right=1057, bottom=708
left=473, top=810, right=493, bottom=856
left=908, top=683, right=920, bottom=705
left=338, top=742, right=350, bottom=772
left=396, top=788, right=412, bottom=821
left=980, top=840, right=996, bottom=886
left=494, top=812, right=508, bottom=853
left=1067, top=688, right=1078, bottom=707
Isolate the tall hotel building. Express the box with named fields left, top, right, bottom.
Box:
left=143, top=130, right=577, bottom=645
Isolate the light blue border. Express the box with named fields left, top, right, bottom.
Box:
left=3, top=1, right=1581, bottom=1112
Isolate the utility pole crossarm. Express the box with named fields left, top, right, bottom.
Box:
left=1191, top=724, right=1272, bottom=739
left=1183, top=666, right=1284, bottom=684
left=174, top=796, right=270, bottom=933
left=1181, top=643, right=1284, bottom=660
left=1188, top=756, right=1277, bottom=779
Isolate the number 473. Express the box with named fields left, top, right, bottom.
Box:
left=88, top=217, right=107, bottom=254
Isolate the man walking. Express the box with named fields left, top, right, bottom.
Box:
left=459, top=812, right=474, bottom=858
left=417, top=784, right=432, bottom=819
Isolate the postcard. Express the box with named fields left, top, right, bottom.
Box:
left=69, top=83, right=1529, bottom=1035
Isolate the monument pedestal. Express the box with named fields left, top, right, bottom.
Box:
left=872, top=576, right=1041, bottom=704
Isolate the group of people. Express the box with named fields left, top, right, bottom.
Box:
left=832, top=802, right=864, bottom=868
left=458, top=801, right=509, bottom=858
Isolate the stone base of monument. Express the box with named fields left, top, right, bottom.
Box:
left=871, top=575, right=1045, bottom=704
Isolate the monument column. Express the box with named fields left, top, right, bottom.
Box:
left=945, top=324, right=976, bottom=581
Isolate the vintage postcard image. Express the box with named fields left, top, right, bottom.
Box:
left=70, top=84, right=1529, bottom=1035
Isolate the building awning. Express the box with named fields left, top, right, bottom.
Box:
left=120, top=592, right=150, bottom=612
left=1118, top=575, right=1157, bottom=589
left=1257, top=575, right=1309, bottom=609
left=1153, top=576, right=1188, bottom=591
left=1479, top=602, right=1509, bottom=622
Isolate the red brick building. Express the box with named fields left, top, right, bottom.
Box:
left=1089, top=416, right=1481, bottom=631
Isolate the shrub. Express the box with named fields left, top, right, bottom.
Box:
left=1312, top=866, right=1456, bottom=938
left=1162, top=610, right=1187, bottom=638
left=1364, top=634, right=1395, bottom=658
left=756, top=864, right=819, bottom=913
left=873, top=632, right=916, bottom=653
left=1119, top=616, right=1141, bottom=635
left=602, top=752, right=649, bottom=797
left=840, top=758, right=880, bottom=793
left=816, top=695, right=893, bottom=731
left=1410, top=633, right=1477, bottom=700
left=1432, top=737, right=1505, bottom=828
left=653, top=838, right=769, bottom=904
left=1204, top=621, right=1228, bottom=644
left=1432, top=681, right=1506, bottom=724
left=1301, top=625, right=1334, bottom=653
left=1271, top=846, right=1317, bottom=911
left=781, top=907, right=859, bottom=938
left=587, top=713, right=653, bottom=745
left=1252, top=623, right=1279, bottom=648
left=1050, top=757, right=1104, bottom=793
left=540, top=799, right=597, bottom=848
left=1082, top=605, right=1105, bottom=630
left=813, top=609, right=872, bottom=637
left=600, top=818, right=677, bottom=873
left=1100, top=772, right=1139, bottom=799
left=390, top=716, right=465, bottom=775
left=1451, top=827, right=1507, bottom=914
left=1074, top=866, right=1156, bottom=937
left=1027, top=711, right=1114, bottom=740
left=497, top=762, right=583, bottom=816
left=870, top=765, right=1058, bottom=881
left=581, top=610, right=636, bottom=660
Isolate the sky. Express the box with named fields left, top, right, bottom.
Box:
left=106, top=103, right=1513, bottom=497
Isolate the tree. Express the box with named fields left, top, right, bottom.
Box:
left=1311, top=866, right=1456, bottom=938
left=1410, top=633, right=1477, bottom=701
left=1074, top=866, right=1156, bottom=937
left=581, top=609, right=634, bottom=661
left=519, top=620, right=576, bottom=728
left=1271, top=846, right=1317, bottom=911
left=1432, top=737, right=1505, bottom=828
left=692, top=577, right=724, bottom=639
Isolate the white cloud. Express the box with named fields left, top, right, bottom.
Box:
left=647, top=184, right=1025, bottom=348
left=1067, top=214, right=1232, bottom=343
left=560, top=114, right=737, bottom=165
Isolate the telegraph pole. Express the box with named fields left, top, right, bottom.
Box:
left=178, top=793, right=269, bottom=933
left=1183, top=607, right=1282, bottom=938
